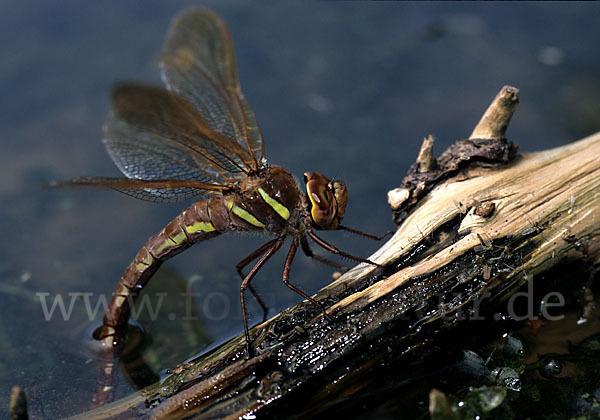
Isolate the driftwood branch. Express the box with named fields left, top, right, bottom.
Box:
left=470, top=85, right=519, bottom=139
left=70, top=86, right=600, bottom=419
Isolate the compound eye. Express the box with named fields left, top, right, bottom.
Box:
left=304, top=172, right=337, bottom=228
left=331, top=180, right=347, bottom=222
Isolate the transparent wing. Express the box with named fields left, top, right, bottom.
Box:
left=160, top=8, right=264, bottom=167
left=103, top=83, right=255, bottom=193
left=49, top=177, right=228, bottom=204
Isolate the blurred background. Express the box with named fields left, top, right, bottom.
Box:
left=1, top=1, right=599, bottom=417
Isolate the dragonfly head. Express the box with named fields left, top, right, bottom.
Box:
left=303, top=172, right=347, bottom=230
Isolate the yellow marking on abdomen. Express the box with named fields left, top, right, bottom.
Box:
left=171, top=231, right=187, bottom=244
left=258, top=187, right=290, bottom=220
left=153, top=230, right=187, bottom=256
left=154, top=238, right=176, bottom=255
left=138, top=251, right=154, bottom=266
left=185, top=221, right=216, bottom=234
left=226, top=200, right=265, bottom=228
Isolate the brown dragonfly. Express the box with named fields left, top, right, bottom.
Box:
left=55, top=8, right=387, bottom=402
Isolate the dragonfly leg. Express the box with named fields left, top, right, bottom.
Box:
left=247, top=284, right=267, bottom=322
left=307, top=229, right=382, bottom=267
left=300, top=234, right=348, bottom=272
left=283, top=237, right=332, bottom=322
left=240, top=238, right=284, bottom=357
left=337, top=225, right=393, bottom=241
left=236, top=239, right=280, bottom=321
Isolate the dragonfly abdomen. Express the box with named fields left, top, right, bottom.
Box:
left=101, top=196, right=231, bottom=334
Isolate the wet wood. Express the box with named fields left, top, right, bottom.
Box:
left=67, top=85, right=600, bottom=419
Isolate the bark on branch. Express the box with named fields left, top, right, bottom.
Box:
left=69, top=85, right=600, bottom=419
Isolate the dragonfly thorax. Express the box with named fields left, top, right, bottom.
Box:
left=303, top=172, right=347, bottom=230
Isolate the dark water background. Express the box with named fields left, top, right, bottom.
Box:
left=1, top=1, right=599, bottom=417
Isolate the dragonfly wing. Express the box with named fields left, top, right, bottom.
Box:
left=50, top=177, right=228, bottom=203
left=104, top=83, right=253, bottom=191
left=160, top=9, right=264, bottom=168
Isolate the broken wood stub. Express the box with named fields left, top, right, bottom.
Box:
left=470, top=85, right=519, bottom=140
left=388, top=85, right=520, bottom=224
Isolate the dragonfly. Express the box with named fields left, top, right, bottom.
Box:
left=54, top=8, right=388, bottom=402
